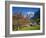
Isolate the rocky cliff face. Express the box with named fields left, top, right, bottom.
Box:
left=12, top=13, right=30, bottom=26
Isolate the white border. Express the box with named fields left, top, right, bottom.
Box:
left=10, top=4, right=43, bottom=34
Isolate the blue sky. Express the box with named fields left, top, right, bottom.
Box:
left=12, top=7, right=40, bottom=16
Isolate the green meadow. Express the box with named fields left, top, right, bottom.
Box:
left=13, top=25, right=40, bottom=31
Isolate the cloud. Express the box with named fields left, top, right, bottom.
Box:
left=27, top=12, right=34, bottom=17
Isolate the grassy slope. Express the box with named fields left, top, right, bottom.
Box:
left=21, top=25, right=40, bottom=30
left=13, top=25, right=40, bottom=31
